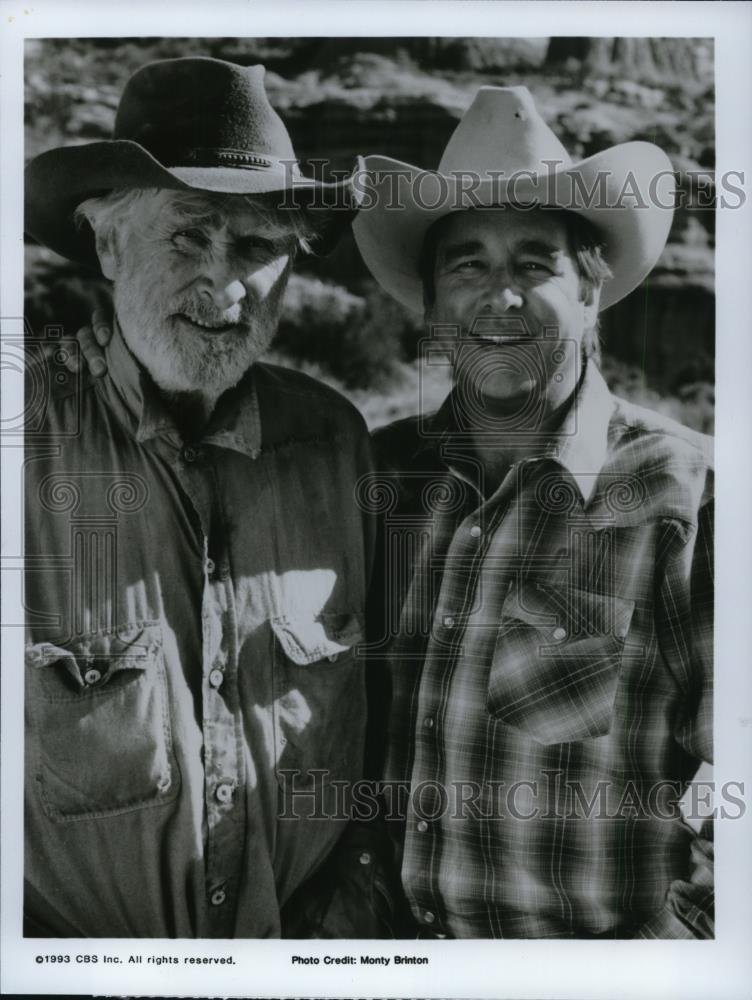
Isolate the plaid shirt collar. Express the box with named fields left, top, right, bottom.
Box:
left=99, top=318, right=262, bottom=458
left=415, top=362, right=614, bottom=506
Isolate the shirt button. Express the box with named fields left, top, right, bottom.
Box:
left=210, top=888, right=226, bottom=906
left=359, top=852, right=372, bottom=865
left=553, top=626, right=567, bottom=640
left=424, top=716, right=435, bottom=729
left=181, top=445, right=202, bottom=463
left=469, top=524, right=482, bottom=538
left=443, top=615, right=456, bottom=628
left=416, top=820, right=429, bottom=833
left=84, top=667, right=102, bottom=685
left=205, top=558, right=216, bottom=577
left=215, top=782, right=234, bottom=804
left=209, top=668, right=224, bottom=689
left=423, top=910, right=436, bottom=924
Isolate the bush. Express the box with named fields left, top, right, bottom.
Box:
left=25, top=246, right=111, bottom=339
left=277, top=275, right=418, bottom=390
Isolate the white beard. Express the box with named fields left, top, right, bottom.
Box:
left=113, top=275, right=286, bottom=398
left=119, top=312, right=277, bottom=396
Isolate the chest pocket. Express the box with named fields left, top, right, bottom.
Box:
left=271, top=613, right=366, bottom=788
left=25, top=621, right=178, bottom=822
left=487, top=581, right=636, bottom=745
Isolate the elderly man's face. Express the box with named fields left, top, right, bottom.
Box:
left=428, top=207, right=599, bottom=420
left=99, top=189, right=294, bottom=396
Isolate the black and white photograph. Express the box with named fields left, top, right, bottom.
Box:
left=1, top=2, right=751, bottom=998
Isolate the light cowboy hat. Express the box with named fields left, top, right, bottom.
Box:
left=352, top=85, right=676, bottom=314
left=25, top=56, right=355, bottom=266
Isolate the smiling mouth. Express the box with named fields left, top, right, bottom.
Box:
left=174, top=313, right=239, bottom=334
left=467, top=316, right=532, bottom=346
left=470, top=334, right=531, bottom=346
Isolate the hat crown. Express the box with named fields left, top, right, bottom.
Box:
left=114, top=56, right=296, bottom=166
left=439, top=86, right=571, bottom=178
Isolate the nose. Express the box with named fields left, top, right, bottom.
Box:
left=491, top=287, right=523, bottom=311
left=482, top=269, right=523, bottom=312
left=195, top=250, right=247, bottom=310
left=202, top=279, right=246, bottom=311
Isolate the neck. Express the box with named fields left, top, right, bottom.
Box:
left=466, top=379, right=581, bottom=495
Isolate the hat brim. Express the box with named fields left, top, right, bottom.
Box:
left=352, top=142, right=675, bottom=313
left=25, top=140, right=355, bottom=266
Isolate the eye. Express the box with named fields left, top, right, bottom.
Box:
left=235, top=236, right=279, bottom=259
left=519, top=259, right=553, bottom=275
left=452, top=258, right=485, bottom=274
left=173, top=228, right=210, bottom=249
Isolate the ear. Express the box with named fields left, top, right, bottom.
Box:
left=93, top=228, right=119, bottom=282
left=581, top=282, right=601, bottom=331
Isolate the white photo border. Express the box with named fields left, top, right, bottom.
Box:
left=2, top=1, right=751, bottom=997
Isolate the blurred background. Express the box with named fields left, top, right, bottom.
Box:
left=24, top=36, right=714, bottom=432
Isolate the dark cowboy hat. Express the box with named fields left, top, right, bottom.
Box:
left=25, top=56, right=356, bottom=266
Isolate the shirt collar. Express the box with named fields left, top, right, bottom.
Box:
left=551, top=363, right=613, bottom=503
left=417, top=362, right=614, bottom=506
left=98, top=319, right=262, bottom=459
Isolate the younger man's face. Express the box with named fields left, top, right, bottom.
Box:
left=427, top=207, right=599, bottom=421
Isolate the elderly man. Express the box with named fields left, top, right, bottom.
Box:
left=23, top=56, right=378, bottom=938
left=351, top=86, right=714, bottom=938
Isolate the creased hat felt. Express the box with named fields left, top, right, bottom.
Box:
left=352, top=86, right=675, bottom=313
left=25, top=56, right=355, bottom=266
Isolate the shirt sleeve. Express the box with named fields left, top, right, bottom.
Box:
left=637, top=497, right=714, bottom=939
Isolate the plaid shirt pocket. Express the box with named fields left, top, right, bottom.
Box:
left=487, top=581, right=635, bottom=744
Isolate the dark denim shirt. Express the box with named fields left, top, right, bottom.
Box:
left=24, top=324, right=374, bottom=937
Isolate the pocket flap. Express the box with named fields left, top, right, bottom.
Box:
left=488, top=582, right=635, bottom=744
left=501, top=580, right=634, bottom=642
left=26, top=622, right=162, bottom=692
left=271, top=613, right=364, bottom=665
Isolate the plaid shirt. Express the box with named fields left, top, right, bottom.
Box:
left=370, top=363, right=714, bottom=938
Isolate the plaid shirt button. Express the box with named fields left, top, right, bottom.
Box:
left=423, top=910, right=436, bottom=924
left=469, top=525, right=482, bottom=538
left=417, top=820, right=429, bottom=833
left=443, top=615, right=456, bottom=628
left=423, top=716, right=435, bottom=729
left=553, top=626, right=567, bottom=640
